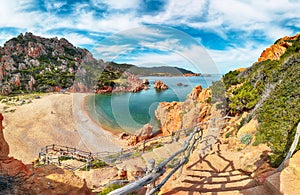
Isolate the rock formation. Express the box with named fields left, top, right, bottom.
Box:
left=258, top=33, right=300, bottom=62
left=262, top=150, right=300, bottom=194
left=154, top=80, right=168, bottom=90
left=126, top=124, right=154, bottom=146
left=155, top=85, right=211, bottom=135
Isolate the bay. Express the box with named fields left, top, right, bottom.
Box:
left=88, top=75, right=221, bottom=134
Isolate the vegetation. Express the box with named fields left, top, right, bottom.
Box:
left=214, top=35, right=300, bottom=166
left=240, top=134, right=252, bottom=145
left=97, top=183, right=135, bottom=195
left=222, top=70, right=242, bottom=89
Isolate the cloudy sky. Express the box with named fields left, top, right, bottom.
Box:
left=0, top=0, right=300, bottom=73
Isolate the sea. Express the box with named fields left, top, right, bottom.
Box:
left=86, top=75, right=222, bottom=134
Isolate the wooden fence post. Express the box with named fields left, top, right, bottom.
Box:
left=119, top=148, right=123, bottom=161
left=146, top=159, right=156, bottom=194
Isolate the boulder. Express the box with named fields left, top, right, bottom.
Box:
left=142, top=78, right=149, bottom=85
left=120, top=164, right=145, bottom=181
left=136, top=123, right=153, bottom=142
left=154, top=80, right=168, bottom=90
left=126, top=124, right=154, bottom=146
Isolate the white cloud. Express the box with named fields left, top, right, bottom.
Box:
left=62, top=33, right=95, bottom=45
left=94, top=44, right=135, bottom=60
left=207, top=43, right=268, bottom=73
left=92, top=0, right=139, bottom=10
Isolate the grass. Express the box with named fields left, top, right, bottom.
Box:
left=97, top=183, right=136, bottom=195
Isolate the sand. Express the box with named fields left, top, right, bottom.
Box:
left=1, top=93, right=124, bottom=164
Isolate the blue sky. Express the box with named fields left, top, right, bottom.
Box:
left=0, top=0, right=300, bottom=73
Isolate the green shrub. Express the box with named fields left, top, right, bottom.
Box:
left=222, top=70, right=241, bottom=89
left=240, top=134, right=252, bottom=145
left=97, top=184, right=135, bottom=195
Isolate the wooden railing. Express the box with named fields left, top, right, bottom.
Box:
left=108, top=125, right=204, bottom=195
left=38, top=124, right=200, bottom=169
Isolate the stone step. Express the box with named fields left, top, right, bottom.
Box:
left=153, top=146, right=171, bottom=159
left=164, top=142, right=183, bottom=154
left=241, top=185, right=273, bottom=195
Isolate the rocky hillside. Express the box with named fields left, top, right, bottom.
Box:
left=0, top=33, right=198, bottom=95
left=0, top=32, right=99, bottom=95
left=155, top=85, right=211, bottom=135
left=258, top=33, right=300, bottom=62
left=155, top=33, right=300, bottom=167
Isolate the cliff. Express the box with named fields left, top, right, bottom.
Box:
left=155, top=85, right=211, bottom=135
left=258, top=33, right=300, bottom=62
left=0, top=113, right=93, bottom=194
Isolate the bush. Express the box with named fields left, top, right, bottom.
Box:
left=223, top=70, right=241, bottom=89
left=240, top=134, right=252, bottom=145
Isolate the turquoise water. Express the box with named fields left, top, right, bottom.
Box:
left=88, top=75, right=221, bottom=134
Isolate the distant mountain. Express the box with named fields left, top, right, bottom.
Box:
left=0, top=33, right=198, bottom=95
left=109, top=62, right=197, bottom=76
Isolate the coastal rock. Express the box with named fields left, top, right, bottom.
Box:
left=258, top=34, right=300, bottom=62
left=136, top=123, right=153, bottom=142
left=154, top=80, right=168, bottom=90
left=155, top=102, right=183, bottom=135
left=155, top=85, right=211, bottom=135
left=142, top=78, right=149, bottom=85
left=126, top=124, right=154, bottom=145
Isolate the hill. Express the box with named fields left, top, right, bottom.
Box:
left=109, top=62, right=197, bottom=76
left=210, top=33, right=300, bottom=166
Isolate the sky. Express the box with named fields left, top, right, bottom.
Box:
left=0, top=0, right=300, bottom=74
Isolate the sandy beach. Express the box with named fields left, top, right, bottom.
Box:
left=1, top=93, right=123, bottom=164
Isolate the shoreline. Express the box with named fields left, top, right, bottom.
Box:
left=1, top=92, right=125, bottom=164
left=82, top=94, right=124, bottom=136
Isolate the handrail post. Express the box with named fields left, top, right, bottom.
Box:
left=146, top=159, right=156, bottom=195
left=119, top=148, right=123, bottom=161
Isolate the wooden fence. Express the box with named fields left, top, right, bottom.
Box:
left=108, top=125, right=204, bottom=195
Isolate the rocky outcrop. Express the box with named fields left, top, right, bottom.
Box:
left=155, top=85, right=211, bottom=135
left=0, top=113, right=93, bottom=194
left=258, top=34, right=300, bottom=62
left=118, top=164, right=145, bottom=181
left=0, top=32, right=98, bottom=95
left=122, top=124, right=154, bottom=146
left=154, top=80, right=168, bottom=90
